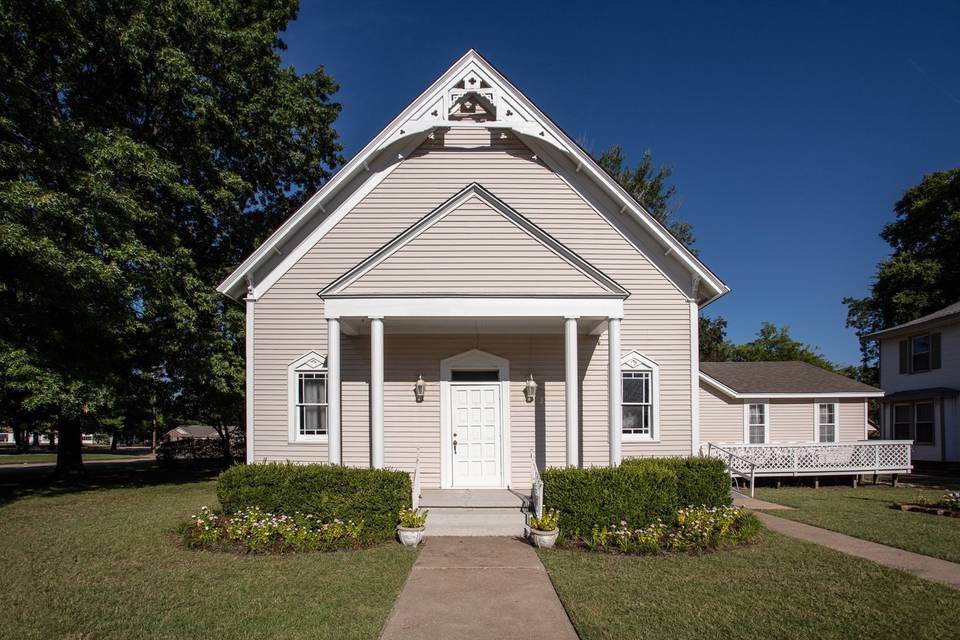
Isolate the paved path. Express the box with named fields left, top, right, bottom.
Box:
left=755, top=512, right=960, bottom=589
left=380, top=537, right=578, bottom=640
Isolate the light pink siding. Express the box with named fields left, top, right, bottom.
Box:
left=252, top=127, right=694, bottom=480
left=342, top=195, right=610, bottom=296
left=699, top=381, right=869, bottom=445
left=698, top=384, right=743, bottom=445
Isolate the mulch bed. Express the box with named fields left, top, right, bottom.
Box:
left=894, top=503, right=960, bottom=518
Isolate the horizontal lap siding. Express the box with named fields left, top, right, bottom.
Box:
left=252, top=127, right=693, bottom=464
left=345, top=197, right=607, bottom=295
left=838, top=399, right=867, bottom=441
left=769, top=400, right=813, bottom=442
left=699, top=384, right=743, bottom=445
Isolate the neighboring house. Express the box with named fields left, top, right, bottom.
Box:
left=699, top=361, right=883, bottom=446
left=866, top=301, right=960, bottom=463
left=163, top=424, right=229, bottom=442
left=216, top=50, right=912, bottom=501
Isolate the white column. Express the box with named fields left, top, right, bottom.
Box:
left=327, top=317, right=341, bottom=465
left=244, top=293, right=255, bottom=464
left=564, top=316, right=579, bottom=467
left=607, top=317, right=622, bottom=467
left=689, top=300, right=701, bottom=455
left=370, top=316, right=384, bottom=469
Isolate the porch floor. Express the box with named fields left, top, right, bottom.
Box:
left=419, top=489, right=527, bottom=509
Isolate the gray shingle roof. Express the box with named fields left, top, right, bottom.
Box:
left=700, top=361, right=881, bottom=395
left=865, top=300, right=960, bottom=339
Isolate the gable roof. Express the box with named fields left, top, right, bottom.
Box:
left=320, top=183, right=628, bottom=298
left=217, top=50, right=728, bottom=304
left=864, top=300, right=960, bottom=340
left=699, top=361, right=883, bottom=398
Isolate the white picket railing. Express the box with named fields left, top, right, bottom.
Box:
left=706, top=440, right=913, bottom=479
left=530, top=448, right=543, bottom=518
left=707, top=443, right=758, bottom=497
left=411, top=449, right=422, bottom=511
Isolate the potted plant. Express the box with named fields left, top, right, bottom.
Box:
left=397, top=508, right=428, bottom=546
left=529, top=508, right=560, bottom=548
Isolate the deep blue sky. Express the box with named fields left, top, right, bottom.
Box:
left=280, top=1, right=960, bottom=366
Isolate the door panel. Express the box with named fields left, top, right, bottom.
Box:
left=451, top=384, right=502, bottom=487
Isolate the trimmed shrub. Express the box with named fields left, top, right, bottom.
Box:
left=621, top=456, right=731, bottom=509
left=216, top=463, right=410, bottom=542
left=542, top=456, right=730, bottom=537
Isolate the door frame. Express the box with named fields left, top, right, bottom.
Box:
left=439, top=349, right=510, bottom=489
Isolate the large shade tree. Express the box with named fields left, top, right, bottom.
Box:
left=0, top=0, right=342, bottom=474
left=845, top=168, right=960, bottom=373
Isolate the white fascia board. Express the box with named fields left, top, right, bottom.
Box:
left=323, top=297, right=624, bottom=319
left=698, top=372, right=885, bottom=399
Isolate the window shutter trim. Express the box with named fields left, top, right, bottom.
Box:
left=931, top=333, right=942, bottom=370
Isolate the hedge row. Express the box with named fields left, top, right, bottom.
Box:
left=216, top=463, right=410, bottom=541
left=542, top=456, right=731, bottom=537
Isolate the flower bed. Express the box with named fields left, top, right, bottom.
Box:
left=580, top=506, right=760, bottom=555
left=895, top=491, right=960, bottom=518
left=182, top=506, right=365, bottom=553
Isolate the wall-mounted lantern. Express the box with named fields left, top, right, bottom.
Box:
left=414, top=374, right=426, bottom=403
left=523, top=373, right=537, bottom=403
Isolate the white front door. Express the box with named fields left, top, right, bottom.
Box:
left=450, top=383, right=502, bottom=487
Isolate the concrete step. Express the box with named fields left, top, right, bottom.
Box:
left=419, top=489, right=527, bottom=509
left=423, top=507, right=528, bottom=537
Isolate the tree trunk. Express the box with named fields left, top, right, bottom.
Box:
left=110, top=430, right=120, bottom=451
left=47, top=430, right=56, bottom=451
left=31, top=431, right=39, bottom=448
left=56, top=423, right=84, bottom=477
left=13, top=428, right=27, bottom=454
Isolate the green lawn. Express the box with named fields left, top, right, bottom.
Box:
left=753, top=485, right=960, bottom=563
left=0, top=450, right=149, bottom=465
left=541, top=531, right=960, bottom=640
left=0, top=468, right=417, bottom=639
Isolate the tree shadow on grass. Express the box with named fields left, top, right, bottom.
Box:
left=0, top=459, right=226, bottom=508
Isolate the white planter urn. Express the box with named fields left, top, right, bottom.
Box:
left=529, top=528, right=559, bottom=548
left=397, top=526, right=425, bottom=547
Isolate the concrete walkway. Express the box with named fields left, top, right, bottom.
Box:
left=380, top=537, right=578, bottom=640
left=756, top=512, right=960, bottom=589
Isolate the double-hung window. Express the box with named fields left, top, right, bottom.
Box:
left=914, top=401, right=935, bottom=445
left=288, top=352, right=328, bottom=443
left=747, top=403, right=767, bottom=444
left=620, top=352, right=659, bottom=440
left=817, top=402, right=837, bottom=443
left=911, top=335, right=930, bottom=373
left=893, top=403, right=913, bottom=440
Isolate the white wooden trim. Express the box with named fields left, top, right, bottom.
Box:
left=565, top=317, right=579, bottom=467
left=370, top=318, right=384, bottom=468
left=620, top=350, right=661, bottom=442
left=439, top=349, right=511, bottom=489
left=813, top=399, right=839, bottom=443
left=607, top=318, right=622, bottom=466
left=699, top=371, right=884, bottom=399
left=327, top=318, right=341, bottom=464
left=324, top=297, right=623, bottom=319
left=244, top=296, right=255, bottom=463
left=743, top=400, right=770, bottom=444
left=689, top=300, right=700, bottom=454
left=287, top=351, right=328, bottom=444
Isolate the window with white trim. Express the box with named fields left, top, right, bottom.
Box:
left=914, top=401, right=935, bottom=445
left=620, top=351, right=659, bottom=440
left=911, top=335, right=931, bottom=373
left=288, top=352, right=328, bottom=442
left=893, top=403, right=912, bottom=440
left=817, top=402, right=837, bottom=443
left=747, top=403, right=767, bottom=444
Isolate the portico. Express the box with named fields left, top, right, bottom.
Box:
left=322, top=298, right=625, bottom=487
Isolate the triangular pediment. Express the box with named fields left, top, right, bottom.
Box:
left=321, top=184, right=628, bottom=298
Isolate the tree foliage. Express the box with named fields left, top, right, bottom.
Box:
left=597, top=145, right=696, bottom=249
left=700, top=317, right=849, bottom=374
left=0, top=0, right=342, bottom=473
left=844, top=168, right=960, bottom=372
